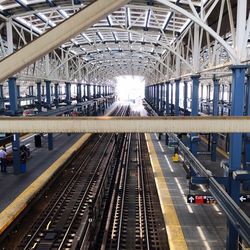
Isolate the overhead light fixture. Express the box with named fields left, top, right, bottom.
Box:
left=97, top=31, right=104, bottom=40
left=126, top=7, right=131, bottom=27
left=0, top=5, right=3, bottom=10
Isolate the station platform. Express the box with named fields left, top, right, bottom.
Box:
left=146, top=132, right=227, bottom=250
left=0, top=104, right=116, bottom=235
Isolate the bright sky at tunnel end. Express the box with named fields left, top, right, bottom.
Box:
left=116, top=75, right=145, bottom=101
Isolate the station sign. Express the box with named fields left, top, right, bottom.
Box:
left=187, top=194, right=217, bottom=204
left=239, top=194, right=250, bottom=203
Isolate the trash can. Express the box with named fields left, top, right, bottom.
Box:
left=34, top=135, right=42, bottom=147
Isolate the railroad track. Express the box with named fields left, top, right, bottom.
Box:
left=98, top=131, right=169, bottom=250
left=6, top=104, right=127, bottom=249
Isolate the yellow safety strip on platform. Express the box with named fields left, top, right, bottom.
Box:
left=0, top=133, right=91, bottom=235
left=145, top=133, right=188, bottom=250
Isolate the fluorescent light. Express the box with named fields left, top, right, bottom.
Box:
left=15, top=17, right=42, bottom=34
left=97, top=31, right=104, bottom=40
left=0, top=5, right=3, bottom=10
left=114, top=32, right=119, bottom=41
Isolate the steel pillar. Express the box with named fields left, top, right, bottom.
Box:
left=12, top=133, right=20, bottom=174
left=87, top=84, right=90, bottom=99
left=207, top=84, right=211, bottom=115
left=244, top=72, right=250, bottom=189
left=221, top=84, right=225, bottom=116
left=65, top=82, right=71, bottom=104
left=227, top=65, right=247, bottom=250
left=8, top=77, right=18, bottom=115
left=211, top=77, right=220, bottom=161
left=45, top=80, right=51, bottom=109
left=77, top=83, right=82, bottom=103
left=48, top=133, right=53, bottom=151
left=93, top=85, right=96, bottom=99
left=175, top=79, right=180, bottom=116
left=200, top=84, right=203, bottom=113
left=156, top=84, right=160, bottom=112
left=0, top=85, right=4, bottom=109
left=165, top=82, right=170, bottom=115
left=54, top=83, right=59, bottom=108
left=183, top=81, right=188, bottom=115
left=190, top=74, right=200, bottom=156
left=36, top=82, right=42, bottom=112
left=170, top=83, right=174, bottom=114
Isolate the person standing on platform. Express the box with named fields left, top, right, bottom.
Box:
left=0, top=146, right=7, bottom=172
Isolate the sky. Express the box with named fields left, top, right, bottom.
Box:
left=116, top=75, right=145, bottom=101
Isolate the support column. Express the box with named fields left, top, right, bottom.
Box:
left=160, top=83, right=164, bottom=114
left=65, top=82, right=71, bottom=104
left=156, top=84, right=159, bottom=112
left=77, top=83, right=82, bottom=103
left=0, top=84, right=4, bottom=109
left=8, top=77, right=18, bottom=115
left=227, top=65, right=247, bottom=250
left=211, top=77, right=220, bottom=161
left=244, top=71, right=250, bottom=189
left=36, top=82, right=42, bottom=112
left=45, top=80, right=51, bottom=109
left=190, top=74, right=200, bottom=156
left=48, top=133, right=53, bottom=151
left=87, top=84, right=90, bottom=100
left=54, top=83, right=59, bottom=108
left=93, top=85, right=96, bottom=99
left=221, top=84, right=225, bottom=116
left=200, top=84, right=204, bottom=113
left=207, top=84, right=211, bottom=115
left=175, top=78, right=180, bottom=116
left=183, top=81, right=188, bottom=115
left=170, top=83, right=174, bottom=114
left=165, top=82, right=170, bottom=115
left=12, top=133, right=20, bottom=174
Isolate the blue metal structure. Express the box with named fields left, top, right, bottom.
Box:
left=183, top=81, right=188, bottom=114
left=0, top=84, right=4, bottom=109
left=170, top=83, right=173, bottom=114
left=36, top=82, right=42, bottom=112
left=227, top=65, right=247, bottom=250
left=190, top=74, right=200, bottom=156
left=175, top=78, right=180, bottom=116
left=77, top=83, right=82, bottom=103
left=45, top=80, right=51, bottom=109
left=54, top=83, right=59, bottom=108
left=65, top=82, right=71, bottom=104
left=244, top=73, right=250, bottom=190
left=8, top=77, right=18, bottom=115
left=211, top=77, right=219, bottom=161
left=12, top=133, right=20, bottom=174
left=87, top=84, right=90, bottom=100
left=156, top=84, right=159, bottom=112
left=165, top=81, right=170, bottom=115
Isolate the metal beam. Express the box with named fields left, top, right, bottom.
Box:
left=0, top=117, right=250, bottom=133
left=0, top=0, right=129, bottom=82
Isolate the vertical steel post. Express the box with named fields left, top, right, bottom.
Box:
left=243, top=72, right=250, bottom=190
left=165, top=81, right=170, bottom=115
left=45, top=80, right=51, bottom=109
left=170, top=83, right=174, bottom=114
left=0, top=84, right=4, bottom=109
left=190, top=74, right=200, bottom=156
left=8, top=77, right=18, bottom=115
left=227, top=65, right=247, bottom=250
left=183, top=81, right=188, bottom=115
left=211, top=77, right=220, bottom=161
left=175, top=79, right=180, bottom=116
left=65, top=82, right=71, bottom=104
left=36, top=82, right=42, bottom=112
left=54, top=83, right=59, bottom=108
left=77, top=83, right=82, bottom=103
left=12, top=133, right=20, bottom=174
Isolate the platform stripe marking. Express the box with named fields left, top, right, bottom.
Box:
left=0, top=133, right=91, bottom=235
left=145, top=133, right=188, bottom=250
